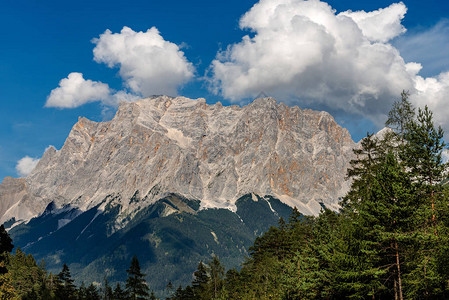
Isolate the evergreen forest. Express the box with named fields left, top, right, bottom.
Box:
left=2, top=92, right=449, bottom=299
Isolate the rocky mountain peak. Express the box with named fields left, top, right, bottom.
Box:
left=0, top=96, right=356, bottom=226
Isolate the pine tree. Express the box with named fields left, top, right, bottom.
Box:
left=125, top=256, right=149, bottom=300
left=78, top=282, right=87, bottom=299
left=341, top=131, right=418, bottom=299
left=55, top=263, right=77, bottom=300
left=149, top=290, right=156, bottom=300
left=401, top=106, right=449, bottom=298
left=6, top=248, right=50, bottom=300
left=170, top=284, right=195, bottom=300
left=101, top=276, right=113, bottom=300
left=208, top=256, right=224, bottom=299
left=339, top=95, right=449, bottom=299
left=0, top=267, right=18, bottom=300
left=191, top=261, right=208, bottom=299
left=386, top=90, right=415, bottom=140
left=113, top=283, right=127, bottom=300
left=0, top=225, right=13, bottom=275
left=85, top=283, right=100, bottom=300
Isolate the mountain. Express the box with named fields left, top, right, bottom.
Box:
left=1, top=96, right=355, bottom=227
left=0, top=96, right=356, bottom=293
left=9, top=193, right=294, bottom=293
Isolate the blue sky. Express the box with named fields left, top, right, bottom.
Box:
left=1, top=0, right=449, bottom=180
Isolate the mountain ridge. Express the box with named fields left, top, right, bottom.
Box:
left=0, top=96, right=356, bottom=227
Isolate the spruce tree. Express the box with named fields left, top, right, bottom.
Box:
left=55, top=263, right=77, bottom=300
left=386, top=90, right=415, bottom=140
left=85, top=283, right=100, bottom=300
left=401, top=106, right=449, bottom=298
left=0, top=224, right=13, bottom=274
left=113, top=283, right=127, bottom=300
left=125, top=255, right=149, bottom=300
left=191, top=261, right=208, bottom=299
left=0, top=269, right=18, bottom=299
left=341, top=131, right=418, bottom=299
left=208, top=256, right=224, bottom=299
left=149, top=290, right=156, bottom=300
left=78, top=282, right=87, bottom=299
left=102, top=276, right=113, bottom=300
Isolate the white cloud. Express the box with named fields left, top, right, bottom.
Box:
left=45, top=73, right=139, bottom=108
left=46, top=72, right=112, bottom=108
left=209, top=0, right=416, bottom=123
left=339, top=2, right=407, bottom=43
left=92, top=26, right=195, bottom=97
left=410, top=71, right=449, bottom=133
left=16, top=156, right=39, bottom=177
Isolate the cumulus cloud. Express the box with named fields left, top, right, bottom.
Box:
left=339, top=2, right=407, bottom=43
left=92, top=26, right=195, bottom=97
left=45, top=73, right=139, bottom=108
left=410, top=71, right=449, bottom=132
left=16, top=156, right=39, bottom=177
left=46, top=73, right=111, bottom=108
left=209, top=0, right=417, bottom=123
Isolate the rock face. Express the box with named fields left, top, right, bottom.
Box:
left=0, top=96, right=356, bottom=226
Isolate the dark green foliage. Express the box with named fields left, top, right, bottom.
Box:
left=113, top=283, right=127, bottom=300
left=150, top=290, right=156, bottom=300
left=126, top=255, right=149, bottom=299
left=0, top=224, right=13, bottom=274
left=208, top=255, right=225, bottom=298
left=386, top=90, right=415, bottom=139
left=101, top=276, right=113, bottom=300
left=6, top=248, right=52, bottom=299
left=191, top=261, right=208, bottom=298
left=0, top=225, right=13, bottom=255
left=85, top=283, right=100, bottom=300
left=7, top=93, right=449, bottom=298
left=78, top=282, right=100, bottom=300
left=169, top=255, right=226, bottom=300
left=9, top=193, right=291, bottom=294
left=169, top=94, right=449, bottom=299
left=55, top=263, right=77, bottom=300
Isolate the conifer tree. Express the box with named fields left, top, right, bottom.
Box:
left=191, top=261, right=208, bottom=299
left=112, top=283, right=127, bottom=300
left=386, top=90, right=415, bottom=140
left=85, top=283, right=100, bottom=300
left=78, top=282, right=87, bottom=299
left=208, top=256, right=224, bottom=299
left=55, top=263, right=77, bottom=300
left=0, top=225, right=13, bottom=275
left=149, top=290, right=156, bottom=300
left=341, top=131, right=418, bottom=299
left=0, top=267, right=18, bottom=300
left=125, top=255, right=149, bottom=300
left=102, top=276, right=113, bottom=300
left=6, top=248, right=50, bottom=300
left=400, top=106, right=449, bottom=298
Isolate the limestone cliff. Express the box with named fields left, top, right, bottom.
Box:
left=0, top=96, right=356, bottom=225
